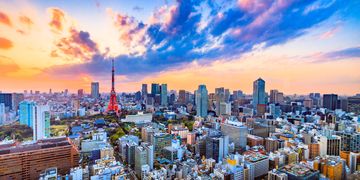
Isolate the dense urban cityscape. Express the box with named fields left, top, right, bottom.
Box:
left=1, top=0, right=360, bottom=180
left=1, top=57, right=360, bottom=179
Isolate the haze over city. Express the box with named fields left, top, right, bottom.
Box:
left=2, top=1, right=360, bottom=180
left=0, top=0, right=359, bottom=95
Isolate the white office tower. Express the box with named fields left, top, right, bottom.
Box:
left=33, top=105, right=50, bottom=141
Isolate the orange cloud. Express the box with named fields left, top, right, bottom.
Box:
left=0, top=56, right=19, bottom=75
left=0, top=11, right=12, bottom=27
left=48, top=8, right=65, bottom=32
left=0, top=37, right=13, bottom=49
left=19, top=15, right=33, bottom=28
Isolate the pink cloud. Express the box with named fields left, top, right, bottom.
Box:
left=52, top=28, right=99, bottom=61
left=0, top=11, right=12, bottom=27
left=320, top=26, right=340, bottom=40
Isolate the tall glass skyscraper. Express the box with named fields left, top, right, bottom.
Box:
left=253, top=78, right=266, bottom=106
left=196, top=85, right=208, bottom=117
left=19, top=101, right=36, bottom=127
left=160, top=84, right=168, bottom=106
left=91, top=82, right=100, bottom=98
left=151, top=83, right=160, bottom=95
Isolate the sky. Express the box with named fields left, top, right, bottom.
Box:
left=0, top=0, right=359, bottom=95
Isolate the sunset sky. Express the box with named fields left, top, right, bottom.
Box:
left=0, top=0, right=359, bottom=95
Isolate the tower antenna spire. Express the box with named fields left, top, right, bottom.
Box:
left=107, top=58, right=120, bottom=115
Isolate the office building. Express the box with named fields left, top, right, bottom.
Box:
left=309, top=143, right=320, bottom=159
left=195, top=85, right=208, bottom=117
left=319, top=135, right=341, bottom=156
left=91, top=82, right=100, bottom=98
left=268, top=169, right=288, bottom=180
left=19, top=101, right=36, bottom=127
left=323, top=94, right=338, bottom=110
left=141, top=84, right=148, bottom=100
left=151, top=83, right=160, bottom=95
left=232, top=90, right=244, bottom=100
left=265, top=137, right=285, bottom=153
left=313, top=156, right=344, bottom=180
left=0, top=137, right=79, bottom=179
left=269, top=103, right=281, bottom=118
left=337, top=131, right=360, bottom=152
left=253, top=78, right=266, bottom=107
left=151, top=133, right=172, bottom=158
left=219, top=102, right=231, bottom=115
left=348, top=96, right=360, bottom=115
left=160, top=84, right=168, bottom=106
left=11, top=93, right=24, bottom=112
left=33, top=105, right=51, bottom=141
left=178, top=90, right=186, bottom=104
left=244, top=152, right=269, bottom=178
left=0, top=103, right=5, bottom=125
left=135, top=144, right=153, bottom=178
left=77, top=89, right=84, bottom=98
left=279, top=163, right=319, bottom=180
left=215, top=87, right=225, bottom=116
left=0, top=93, right=12, bottom=110
left=221, top=121, right=248, bottom=151
left=205, top=135, right=229, bottom=162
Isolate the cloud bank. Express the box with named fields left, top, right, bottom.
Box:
left=48, top=0, right=345, bottom=78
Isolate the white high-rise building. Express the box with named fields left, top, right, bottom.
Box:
left=33, top=105, right=51, bottom=141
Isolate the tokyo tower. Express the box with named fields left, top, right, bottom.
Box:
left=107, top=59, right=119, bottom=115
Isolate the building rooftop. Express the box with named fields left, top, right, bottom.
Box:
left=279, top=163, right=318, bottom=177
left=0, top=137, right=73, bottom=155
left=244, top=152, right=268, bottom=163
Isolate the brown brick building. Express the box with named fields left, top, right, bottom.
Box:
left=0, top=137, right=79, bottom=179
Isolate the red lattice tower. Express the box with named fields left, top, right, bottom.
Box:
left=107, top=59, right=119, bottom=115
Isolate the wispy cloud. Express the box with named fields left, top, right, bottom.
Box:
left=320, top=25, right=340, bottom=39
left=310, top=47, right=360, bottom=63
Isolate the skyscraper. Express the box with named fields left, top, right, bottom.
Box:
left=91, top=82, right=100, bottom=98
left=270, top=89, right=279, bottom=103
left=205, top=135, right=229, bottom=162
left=151, top=83, right=160, bottom=96
left=33, top=105, right=51, bottom=140
left=215, top=87, right=225, bottom=116
left=178, top=90, right=186, bottom=104
left=141, top=84, right=148, bottom=100
left=19, top=101, right=36, bottom=127
left=0, top=93, right=12, bottom=110
left=0, top=103, right=5, bottom=125
left=77, top=89, right=84, bottom=98
left=160, top=84, right=168, bottom=106
left=12, top=93, right=24, bottom=112
left=323, top=94, right=338, bottom=110
left=195, top=85, right=208, bottom=117
left=253, top=78, right=266, bottom=107
left=151, top=133, right=172, bottom=158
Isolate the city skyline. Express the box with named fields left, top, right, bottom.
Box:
left=1, top=0, right=360, bottom=95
